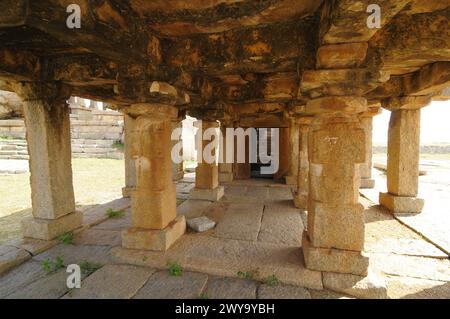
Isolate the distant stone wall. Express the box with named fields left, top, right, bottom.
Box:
left=373, top=145, right=450, bottom=154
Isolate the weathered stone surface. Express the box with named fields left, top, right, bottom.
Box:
left=0, top=245, right=31, bottom=275
left=258, top=284, right=311, bottom=299
left=190, top=186, right=225, bottom=202
left=323, top=270, right=388, bottom=299
left=6, top=238, right=57, bottom=256
left=386, top=276, right=450, bottom=299
left=317, top=43, right=368, bottom=69
left=0, top=261, right=47, bottom=298
left=92, top=210, right=131, bottom=231
left=22, top=211, right=83, bottom=241
left=134, top=270, right=208, bottom=299
left=309, top=289, right=353, bottom=299
left=187, top=216, right=216, bottom=233
left=205, top=277, right=257, bottom=299
left=122, top=215, right=186, bottom=251
left=379, top=193, right=424, bottom=214
left=65, top=265, right=155, bottom=299
left=33, top=244, right=112, bottom=266
left=82, top=198, right=131, bottom=227
left=177, top=199, right=212, bottom=219
left=74, top=229, right=122, bottom=247
left=302, top=232, right=369, bottom=276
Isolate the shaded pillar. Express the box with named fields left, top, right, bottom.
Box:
left=122, top=114, right=136, bottom=198
left=218, top=122, right=234, bottom=183
left=379, top=107, right=424, bottom=214
left=171, top=119, right=184, bottom=181
left=302, top=96, right=369, bottom=276
left=190, top=120, right=225, bottom=201
left=122, top=104, right=185, bottom=251
left=15, top=82, right=81, bottom=240
left=293, top=117, right=313, bottom=209
left=359, top=107, right=381, bottom=189
left=285, top=117, right=299, bottom=185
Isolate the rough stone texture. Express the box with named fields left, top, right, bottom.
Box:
left=74, top=229, right=122, bottom=247
left=379, top=192, right=425, bottom=214
left=302, top=232, right=369, bottom=276
left=33, top=244, right=112, bottom=266
left=22, top=211, right=83, bottom=241
left=65, top=265, right=155, bottom=299
left=317, top=43, right=368, bottom=69
left=187, top=216, right=216, bottom=233
left=6, top=238, right=57, bottom=256
left=205, top=277, right=257, bottom=299
left=323, top=270, right=388, bottom=299
left=386, top=276, right=450, bottom=299
left=122, top=215, right=186, bottom=251
left=258, top=284, right=311, bottom=299
left=294, top=119, right=311, bottom=209
left=134, top=270, right=208, bottom=299
left=0, top=261, right=48, bottom=298
left=122, top=114, right=136, bottom=198
left=190, top=186, right=225, bottom=202
left=6, top=269, right=70, bottom=299
left=177, top=199, right=212, bottom=219
left=0, top=245, right=31, bottom=275
left=82, top=198, right=131, bottom=227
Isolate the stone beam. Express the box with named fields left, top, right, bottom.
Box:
left=0, top=0, right=27, bottom=27
left=0, top=49, right=41, bottom=81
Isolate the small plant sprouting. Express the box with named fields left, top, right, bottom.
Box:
left=57, top=232, right=74, bottom=245
left=199, top=292, right=209, bottom=299
left=80, top=260, right=102, bottom=275
left=265, top=274, right=279, bottom=287
left=106, top=208, right=125, bottom=218
left=237, top=271, right=254, bottom=280
left=167, top=261, right=182, bottom=277
left=41, top=255, right=65, bottom=274
left=142, top=256, right=148, bottom=262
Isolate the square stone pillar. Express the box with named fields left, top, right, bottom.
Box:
left=171, top=119, right=184, bottom=181
left=122, top=114, right=136, bottom=198
left=15, top=83, right=81, bottom=240
left=293, top=117, right=313, bottom=209
left=379, top=108, right=424, bottom=214
left=285, top=117, right=299, bottom=185
left=218, top=123, right=234, bottom=183
left=190, top=120, right=225, bottom=201
left=359, top=107, right=381, bottom=189
left=302, top=96, right=369, bottom=276
left=121, top=104, right=185, bottom=251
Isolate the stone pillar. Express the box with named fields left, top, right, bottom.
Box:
left=293, top=117, right=313, bottom=209
left=218, top=122, right=234, bottom=183
left=379, top=100, right=425, bottom=214
left=302, top=96, right=369, bottom=276
left=171, top=119, right=184, bottom=181
left=15, top=82, right=82, bottom=240
left=285, top=117, right=299, bottom=185
left=122, top=104, right=185, bottom=251
left=359, top=107, right=381, bottom=189
left=190, top=120, right=225, bottom=201
left=122, top=114, right=136, bottom=198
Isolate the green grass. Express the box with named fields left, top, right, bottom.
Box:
left=41, top=256, right=64, bottom=274
left=167, top=261, right=183, bottom=277
left=264, top=275, right=279, bottom=286
left=57, top=232, right=74, bottom=245
left=237, top=271, right=254, bottom=280
left=106, top=208, right=125, bottom=218
left=80, top=260, right=102, bottom=275
left=112, top=140, right=124, bottom=151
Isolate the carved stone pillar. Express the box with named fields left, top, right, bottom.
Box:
left=218, top=122, right=234, bottom=183
left=171, top=119, right=184, bottom=181
left=121, top=104, right=185, bottom=251
left=122, top=114, right=136, bottom=198
left=14, top=82, right=81, bottom=240
left=190, top=120, right=225, bottom=201
left=285, top=117, right=299, bottom=185
left=293, top=116, right=313, bottom=209
left=359, top=106, right=381, bottom=189
left=302, top=96, right=369, bottom=276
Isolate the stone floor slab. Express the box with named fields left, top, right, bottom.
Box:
left=205, top=277, right=257, bottom=299
left=82, top=197, right=131, bottom=227
left=74, top=229, right=122, bottom=247
left=134, top=270, right=208, bottom=299
left=386, top=276, right=450, bottom=299
left=177, top=199, right=212, bottom=219
left=257, top=284, right=311, bottom=299
left=0, top=261, right=48, bottom=298
left=91, top=210, right=131, bottom=231
left=6, top=238, right=57, bottom=256
left=64, top=264, right=155, bottom=299
left=0, top=245, right=31, bottom=275
left=33, top=244, right=112, bottom=267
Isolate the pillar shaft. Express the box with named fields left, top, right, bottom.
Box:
left=218, top=124, right=234, bottom=182
left=171, top=119, right=184, bottom=181
left=294, top=117, right=312, bottom=209
left=285, top=118, right=299, bottom=185
left=359, top=116, right=375, bottom=188
left=122, top=114, right=136, bottom=197
left=15, top=82, right=81, bottom=240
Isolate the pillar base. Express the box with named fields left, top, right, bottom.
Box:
left=122, top=186, right=135, bottom=198
left=359, top=178, right=375, bottom=189
left=293, top=193, right=308, bottom=210
left=379, top=192, right=424, bottom=214
left=122, top=216, right=186, bottom=251
left=22, top=211, right=83, bottom=241
left=302, top=231, right=369, bottom=276
left=190, top=186, right=224, bottom=202
left=284, top=175, right=298, bottom=186
left=219, top=172, right=234, bottom=183
left=173, top=171, right=185, bottom=181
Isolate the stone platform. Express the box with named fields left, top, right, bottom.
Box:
left=0, top=179, right=449, bottom=299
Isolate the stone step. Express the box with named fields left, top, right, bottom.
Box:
left=0, top=150, right=19, bottom=156
left=0, top=139, right=27, bottom=146
left=0, top=154, right=29, bottom=160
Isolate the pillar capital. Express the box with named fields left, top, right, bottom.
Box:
left=122, top=103, right=178, bottom=119
left=305, top=96, right=368, bottom=118
left=382, top=96, right=431, bottom=111
left=12, top=81, right=71, bottom=103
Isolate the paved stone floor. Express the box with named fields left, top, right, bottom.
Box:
left=0, top=177, right=449, bottom=299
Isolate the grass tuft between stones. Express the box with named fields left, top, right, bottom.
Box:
left=41, top=255, right=64, bottom=274
left=106, top=208, right=125, bottom=218
left=57, top=232, right=74, bottom=245
left=167, top=261, right=183, bottom=277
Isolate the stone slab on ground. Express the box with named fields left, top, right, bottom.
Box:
left=6, top=269, right=70, bottom=299
left=64, top=264, right=155, bottom=299
left=258, top=284, right=311, bottom=299
left=0, top=261, right=48, bottom=298
left=6, top=238, right=57, bottom=256
left=187, top=216, right=216, bottom=232
left=266, top=188, right=294, bottom=202
left=386, top=276, right=450, bottom=299
left=33, top=244, right=112, bottom=267
left=134, top=270, right=208, bottom=299
left=82, top=197, right=131, bottom=227
left=309, top=289, right=354, bottom=299
left=0, top=245, right=31, bottom=275
left=205, top=277, right=257, bottom=299
left=177, top=199, right=212, bottom=219
left=214, top=202, right=264, bottom=241
left=112, top=233, right=323, bottom=290
left=258, top=202, right=304, bottom=246
left=91, top=211, right=131, bottom=231
left=74, top=229, right=122, bottom=247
